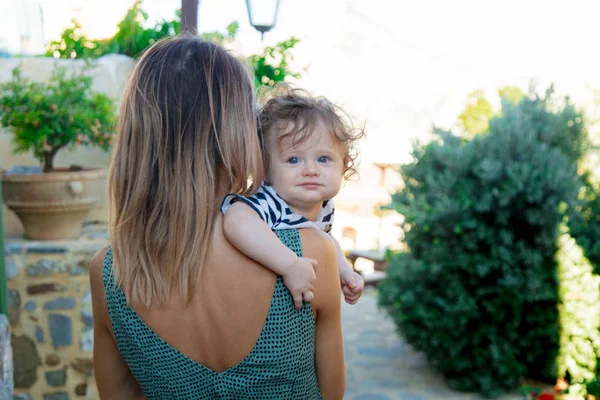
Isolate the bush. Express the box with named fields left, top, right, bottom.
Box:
left=556, top=231, right=600, bottom=385
left=562, top=169, right=600, bottom=397
left=569, top=175, right=600, bottom=270
left=378, top=89, right=587, bottom=397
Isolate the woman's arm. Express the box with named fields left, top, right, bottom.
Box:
left=300, top=230, right=345, bottom=400
left=89, top=247, right=147, bottom=400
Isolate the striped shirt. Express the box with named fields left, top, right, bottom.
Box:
left=221, top=183, right=334, bottom=233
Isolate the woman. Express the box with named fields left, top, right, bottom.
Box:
left=90, top=35, right=345, bottom=399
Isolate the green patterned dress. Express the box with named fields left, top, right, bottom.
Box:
left=102, top=229, right=322, bottom=399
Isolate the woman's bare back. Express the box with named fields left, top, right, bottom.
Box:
left=130, top=214, right=277, bottom=372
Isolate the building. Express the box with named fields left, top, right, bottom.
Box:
left=0, top=0, right=45, bottom=55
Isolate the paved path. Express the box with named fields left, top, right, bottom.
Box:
left=341, top=287, right=522, bottom=400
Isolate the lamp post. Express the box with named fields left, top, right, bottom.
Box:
left=245, top=0, right=281, bottom=39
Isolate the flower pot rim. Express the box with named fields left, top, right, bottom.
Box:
left=1, top=167, right=107, bottom=183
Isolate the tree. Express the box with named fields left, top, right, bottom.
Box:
left=46, top=3, right=302, bottom=92
left=457, top=90, right=493, bottom=136
left=458, top=86, right=526, bottom=136
left=247, top=37, right=301, bottom=92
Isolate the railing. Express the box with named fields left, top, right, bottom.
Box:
left=0, top=177, right=7, bottom=317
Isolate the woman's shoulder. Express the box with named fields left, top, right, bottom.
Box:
left=298, top=229, right=336, bottom=256
left=89, top=245, right=111, bottom=329
left=298, top=229, right=339, bottom=311
left=89, top=245, right=110, bottom=286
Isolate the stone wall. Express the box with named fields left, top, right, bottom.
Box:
left=5, top=224, right=108, bottom=400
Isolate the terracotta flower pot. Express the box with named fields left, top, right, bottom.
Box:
left=1, top=168, right=107, bottom=240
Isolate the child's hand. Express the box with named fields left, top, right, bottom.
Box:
left=341, top=270, right=364, bottom=305
left=282, top=256, right=318, bottom=310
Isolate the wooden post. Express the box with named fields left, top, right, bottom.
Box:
left=181, top=0, right=199, bottom=34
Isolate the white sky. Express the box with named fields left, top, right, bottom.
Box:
left=35, top=0, right=600, bottom=164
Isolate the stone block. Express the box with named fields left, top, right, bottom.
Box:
left=42, top=393, right=69, bottom=400
left=5, top=256, right=18, bottom=280
left=80, top=291, right=92, bottom=330
left=26, top=283, right=66, bottom=296
left=23, top=302, right=37, bottom=313
left=45, top=354, right=61, bottom=367
left=25, top=259, right=67, bottom=276
left=34, top=325, right=44, bottom=343
left=74, top=383, right=87, bottom=396
left=26, top=246, right=67, bottom=254
left=43, top=297, right=77, bottom=311
left=0, top=315, right=14, bottom=400
left=70, top=358, right=93, bottom=376
left=12, top=394, right=33, bottom=400
left=68, top=263, right=87, bottom=276
left=7, top=290, right=20, bottom=325
left=4, top=243, right=23, bottom=255
left=48, top=314, right=73, bottom=349
left=80, top=328, right=93, bottom=353
left=45, top=368, right=67, bottom=387
left=11, top=335, right=40, bottom=389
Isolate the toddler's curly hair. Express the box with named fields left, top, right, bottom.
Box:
left=258, top=85, right=365, bottom=180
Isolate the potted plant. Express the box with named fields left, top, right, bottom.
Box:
left=0, top=64, right=116, bottom=240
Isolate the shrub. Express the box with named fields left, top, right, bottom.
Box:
left=379, top=89, right=587, bottom=397
left=569, top=175, right=600, bottom=270
left=563, top=171, right=600, bottom=397
left=556, top=231, right=600, bottom=384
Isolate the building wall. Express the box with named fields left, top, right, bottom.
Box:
left=0, top=0, right=45, bottom=55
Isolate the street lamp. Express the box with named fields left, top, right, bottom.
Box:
left=245, top=0, right=281, bottom=39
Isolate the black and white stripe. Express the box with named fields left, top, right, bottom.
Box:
left=221, top=183, right=335, bottom=232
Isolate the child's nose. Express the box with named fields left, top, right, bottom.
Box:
left=302, top=162, right=319, bottom=176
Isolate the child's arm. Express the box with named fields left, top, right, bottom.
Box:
left=223, top=201, right=317, bottom=310
left=332, top=236, right=354, bottom=280
left=331, top=236, right=364, bottom=305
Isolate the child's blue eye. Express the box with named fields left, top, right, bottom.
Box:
left=317, top=156, right=329, bottom=163
left=287, top=157, right=299, bottom=164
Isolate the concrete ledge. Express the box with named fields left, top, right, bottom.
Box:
left=362, top=270, right=387, bottom=287
left=0, top=314, right=13, bottom=400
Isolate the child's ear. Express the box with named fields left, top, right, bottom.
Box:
left=263, top=171, right=271, bottom=186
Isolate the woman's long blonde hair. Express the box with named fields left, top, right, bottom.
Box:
left=109, top=35, right=263, bottom=307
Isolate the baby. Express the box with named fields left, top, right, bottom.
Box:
left=221, top=88, right=365, bottom=309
